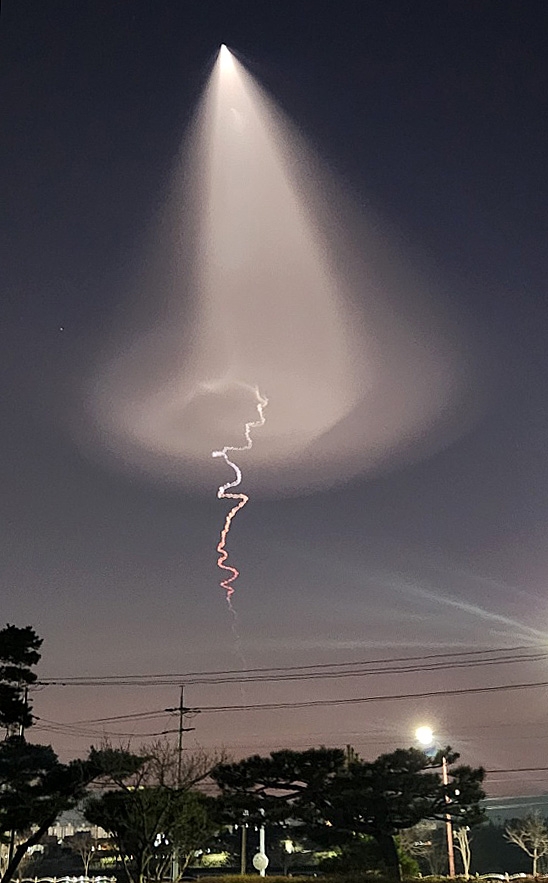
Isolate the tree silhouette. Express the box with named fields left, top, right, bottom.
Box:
left=505, top=814, right=548, bottom=875
left=213, top=746, right=485, bottom=881
left=0, top=624, right=143, bottom=883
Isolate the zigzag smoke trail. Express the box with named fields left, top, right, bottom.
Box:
left=212, top=388, right=268, bottom=609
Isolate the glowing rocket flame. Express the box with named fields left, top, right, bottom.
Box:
left=212, top=387, right=267, bottom=607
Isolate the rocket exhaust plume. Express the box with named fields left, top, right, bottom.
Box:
left=212, top=386, right=267, bottom=607
left=79, top=45, right=479, bottom=497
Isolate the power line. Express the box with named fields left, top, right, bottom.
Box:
left=36, top=645, right=534, bottom=685
left=59, top=708, right=169, bottom=724
left=42, top=676, right=548, bottom=728
left=150, top=651, right=548, bottom=686
left=33, top=715, right=181, bottom=739
left=35, top=646, right=544, bottom=688
left=64, top=703, right=199, bottom=727
left=34, top=723, right=173, bottom=739
left=69, top=651, right=548, bottom=688
left=197, top=677, right=548, bottom=713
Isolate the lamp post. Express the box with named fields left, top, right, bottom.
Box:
left=415, top=726, right=456, bottom=877
left=240, top=810, right=249, bottom=875
left=252, top=808, right=268, bottom=877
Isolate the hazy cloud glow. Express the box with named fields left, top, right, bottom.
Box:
left=84, top=47, right=474, bottom=496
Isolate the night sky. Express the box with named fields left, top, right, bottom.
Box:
left=2, top=0, right=548, bottom=802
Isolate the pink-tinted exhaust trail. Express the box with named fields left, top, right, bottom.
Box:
left=212, top=387, right=268, bottom=607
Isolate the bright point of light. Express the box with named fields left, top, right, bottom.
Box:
left=219, top=43, right=233, bottom=71
left=415, top=726, right=434, bottom=746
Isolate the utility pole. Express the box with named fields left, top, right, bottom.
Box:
left=165, top=688, right=199, bottom=779
left=170, top=686, right=197, bottom=883
left=177, top=685, right=185, bottom=787
left=442, top=754, right=456, bottom=877
left=415, top=727, right=456, bottom=878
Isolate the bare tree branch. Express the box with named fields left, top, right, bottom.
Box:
left=454, top=827, right=472, bottom=878
left=505, top=814, right=548, bottom=876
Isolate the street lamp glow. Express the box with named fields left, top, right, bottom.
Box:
left=415, top=726, right=434, bottom=746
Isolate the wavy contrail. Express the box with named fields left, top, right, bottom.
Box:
left=212, top=387, right=268, bottom=608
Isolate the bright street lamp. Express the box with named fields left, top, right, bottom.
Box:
left=415, top=726, right=456, bottom=877
left=416, top=726, right=434, bottom=746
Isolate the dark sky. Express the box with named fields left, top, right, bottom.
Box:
left=2, top=0, right=548, bottom=801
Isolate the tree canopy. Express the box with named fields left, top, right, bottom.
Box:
left=86, top=786, right=217, bottom=883
left=0, top=624, right=143, bottom=883
left=85, top=741, right=222, bottom=883
left=0, top=625, right=42, bottom=734
left=0, top=626, right=487, bottom=883
left=0, top=742, right=143, bottom=883
left=213, top=745, right=486, bottom=881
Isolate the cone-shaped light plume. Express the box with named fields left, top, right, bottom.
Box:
left=194, top=47, right=363, bottom=458
left=82, top=49, right=475, bottom=496
left=219, top=44, right=234, bottom=73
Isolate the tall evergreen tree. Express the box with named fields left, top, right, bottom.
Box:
left=0, top=625, right=42, bottom=735
left=0, top=624, right=143, bottom=883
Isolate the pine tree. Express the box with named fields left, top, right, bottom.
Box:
left=0, top=625, right=42, bottom=735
